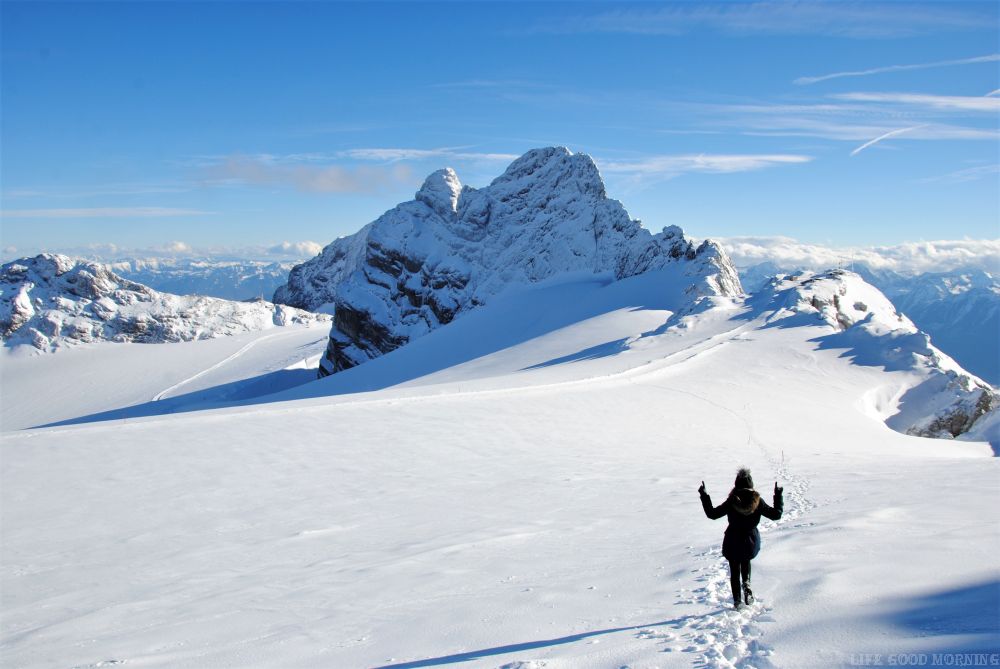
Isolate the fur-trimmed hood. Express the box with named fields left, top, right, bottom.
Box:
left=729, top=488, right=760, bottom=515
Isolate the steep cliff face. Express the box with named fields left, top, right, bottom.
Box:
left=273, top=147, right=742, bottom=377
left=1, top=254, right=329, bottom=351
left=761, top=269, right=997, bottom=440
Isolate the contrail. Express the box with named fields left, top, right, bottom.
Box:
left=795, top=54, right=1000, bottom=85
left=850, top=125, right=928, bottom=157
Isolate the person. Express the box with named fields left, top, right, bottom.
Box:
left=698, top=468, right=783, bottom=609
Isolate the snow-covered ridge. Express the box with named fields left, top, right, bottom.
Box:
left=273, top=146, right=742, bottom=377
left=0, top=254, right=330, bottom=351
left=739, top=261, right=1000, bottom=385
left=761, top=270, right=997, bottom=440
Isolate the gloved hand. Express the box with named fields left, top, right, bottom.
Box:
left=698, top=480, right=706, bottom=495
left=774, top=482, right=783, bottom=497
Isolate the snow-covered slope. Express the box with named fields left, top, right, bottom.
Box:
left=757, top=270, right=997, bottom=441
left=0, top=254, right=329, bottom=351
left=0, top=324, right=331, bottom=431
left=109, top=257, right=296, bottom=302
left=3, top=260, right=998, bottom=669
left=883, top=269, right=1000, bottom=387
left=741, top=262, right=1000, bottom=386
left=274, top=147, right=741, bottom=377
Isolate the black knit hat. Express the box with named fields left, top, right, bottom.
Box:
left=734, top=467, right=754, bottom=489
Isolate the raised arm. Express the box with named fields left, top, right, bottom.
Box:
left=760, top=482, right=784, bottom=521
left=699, top=481, right=728, bottom=520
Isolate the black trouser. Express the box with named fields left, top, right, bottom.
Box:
left=728, top=559, right=751, bottom=604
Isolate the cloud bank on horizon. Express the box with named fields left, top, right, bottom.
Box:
left=4, top=236, right=996, bottom=280
left=716, top=236, right=1000, bottom=275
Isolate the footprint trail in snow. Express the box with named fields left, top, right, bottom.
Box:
left=632, top=378, right=815, bottom=668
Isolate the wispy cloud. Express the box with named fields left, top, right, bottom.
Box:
left=1, top=183, right=190, bottom=200
left=432, top=79, right=545, bottom=90
left=795, top=53, right=1000, bottom=85
left=850, top=124, right=928, bottom=156
left=6, top=240, right=329, bottom=264
left=0, top=207, right=210, bottom=219
left=340, top=147, right=520, bottom=163
left=717, top=236, right=1000, bottom=275
left=834, top=92, right=1000, bottom=113
left=197, top=149, right=520, bottom=193
left=531, top=2, right=993, bottom=38
left=920, top=164, right=1000, bottom=184
left=683, top=96, right=1000, bottom=145
left=597, top=153, right=812, bottom=185
left=202, top=155, right=415, bottom=194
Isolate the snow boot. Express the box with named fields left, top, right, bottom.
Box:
left=742, top=582, right=754, bottom=605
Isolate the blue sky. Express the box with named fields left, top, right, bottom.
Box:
left=2, top=1, right=998, bottom=262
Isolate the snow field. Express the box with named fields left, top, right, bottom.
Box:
left=2, top=273, right=997, bottom=668
left=0, top=323, right=330, bottom=431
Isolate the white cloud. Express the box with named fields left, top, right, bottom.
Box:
left=531, top=3, right=992, bottom=38
left=267, top=241, right=323, bottom=257
left=162, top=241, right=192, bottom=254
left=0, top=207, right=210, bottom=219
left=716, top=236, right=1000, bottom=275
left=795, top=54, right=1000, bottom=85
left=834, top=92, right=1000, bottom=113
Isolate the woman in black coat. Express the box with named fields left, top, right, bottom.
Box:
left=699, top=468, right=783, bottom=609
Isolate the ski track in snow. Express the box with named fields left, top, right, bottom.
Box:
left=632, top=376, right=815, bottom=668
left=150, top=331, right=286, bottom=402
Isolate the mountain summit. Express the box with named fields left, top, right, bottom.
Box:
left=273, top=147, right=742, bottom=377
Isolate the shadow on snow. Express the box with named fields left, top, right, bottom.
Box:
left=368, top=616, right=714, bottom=669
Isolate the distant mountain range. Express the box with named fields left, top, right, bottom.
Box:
left=108, top=257, right=296, bottom=302
left=0, top=254, right=328, bottom=351
left=3, top=148, right=993, bottom=442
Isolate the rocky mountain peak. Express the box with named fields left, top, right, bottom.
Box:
left=415, top=167, right=462, bottom=217
left=490, top=146, right=606, bottom=200
left=272, top=147, right=741, bottom=377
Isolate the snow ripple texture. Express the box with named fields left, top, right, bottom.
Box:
left=0, top=253, right=330, bottom=351
left=272, top=147, right=742, bottom=376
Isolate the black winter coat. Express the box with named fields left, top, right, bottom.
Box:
left=700, top=487, right=783, bottom=562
